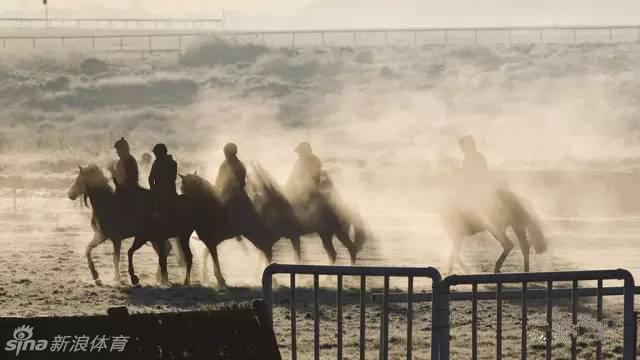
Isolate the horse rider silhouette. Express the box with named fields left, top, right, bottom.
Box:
left=149, top=143, right=178, bottom=222
left=109, top=137, right=140, bottom=223
left=285, top=142, right=322, bottom=204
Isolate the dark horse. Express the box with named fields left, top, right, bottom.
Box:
left=441, top=185, right=547, bottom=274
left=68, top=165, right=197, bottom=286
left=200, top=163, right=367, bottom=282
left=179, top=173, right=280, bottom=287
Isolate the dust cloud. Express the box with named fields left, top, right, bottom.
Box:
left=2, top=38, right=640, bottom=284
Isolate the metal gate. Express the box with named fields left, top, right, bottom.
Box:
left=262, top=264, right=442, bottom=360
left=438, top=269, right=637, bottom=360
left=264, top=265, right=637, bottom=360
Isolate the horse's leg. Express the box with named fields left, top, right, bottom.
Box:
left=489, top=229, right=514, bottom=274
left=86, top=232, right=105, bottom=285
left=179, top=234, right=193, bottom=286
left=201, top=246, right=210, bottom=284
left=319, top=232, right=338, bottom=264
left=335, top=229, right=357, bottom=265
left=150, top=242, right=162, bottom=283
left=448, top=239, right=471, bottom=274
left=127, top=236, right=147, bottom=286
left=112, top=239, right=122, bottom=283
left=290, top=234, right=302, bottom=263
left=207, top=244, right=227, bottom=288
left=513, top=226, right=530, bottom=272
left=172, top=238, right=187, bottom=267
left=156, top=239, right=169, bottom=286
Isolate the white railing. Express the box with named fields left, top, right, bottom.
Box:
left=2, top=25, right=640, bottom=53
left=0, top=17, right=224, bottom=31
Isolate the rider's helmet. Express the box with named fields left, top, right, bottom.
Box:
left=294, top=142, right=313, bottom=155
left=223, top=142, right=238, bottom=157
left=152, top=143, right=168, bottom=156
left=114, top=137, right=130, bottom=151
left=458, top=135, right=476, bottom=151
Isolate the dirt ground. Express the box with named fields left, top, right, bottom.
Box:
left=1, top=195, right=639, bottom=359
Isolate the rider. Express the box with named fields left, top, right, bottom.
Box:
left=215, top=142, right=247, bottom=204
left=149, top=143, right=178, bottom=219
left=109, top=137, right=140, bottom=220
left=285, top=142, right=322, bottom=203
left=458, top=135, right=489, bottom=181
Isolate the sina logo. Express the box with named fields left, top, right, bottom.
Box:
left=5, top=325, right=48, bottom=355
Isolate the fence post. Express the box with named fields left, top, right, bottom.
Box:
left=120, top=36, right=123, bottom=51
left=438, top=285, right=450, bottom=360
left=622, top=270, right=636, bottom=360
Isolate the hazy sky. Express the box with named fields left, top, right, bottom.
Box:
left=2, top=0, right=640, bottom=29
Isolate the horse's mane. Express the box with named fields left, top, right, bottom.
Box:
left=79, top=164, right=113, bottom=207
left=82, top=164, right=112, bottom=189
left=250, top=162, right=289, bottom=205
left=180, top=173, right=221, bottom=203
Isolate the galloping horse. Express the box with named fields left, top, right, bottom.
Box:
left=68, top=165, right=197, bottom=286
left=441, top=185, right=547, bottom=274
left=199, top=164, right=367, bottom=282
left=178, top=173, right=280, bottom=287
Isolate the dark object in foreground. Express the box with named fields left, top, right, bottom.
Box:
left=0, top=300, right=281, bottom=360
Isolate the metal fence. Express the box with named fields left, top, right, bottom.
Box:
left=263, top=265, right=638, bottom=360
left=3, top=24, right=640, bottom=53
left=440, top=269, right=636, bottom=360
left=0, top=17, right=223, bottom=31
left=262, top=263, right=442, bottom=360
left=225, top=25, right=640, bottom=47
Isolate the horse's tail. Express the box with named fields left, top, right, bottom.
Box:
left=499, top=189, right=548, bottom=254
left=526, top=209, right=547, bottom=254
left=350, top=208, right=367, bottom=253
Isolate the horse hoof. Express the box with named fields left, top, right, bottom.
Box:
left=94, top=279, right=103, bottom=287
left=131, top=275, right=140, bottom=286
left=91, top=270, right=100, bottom=280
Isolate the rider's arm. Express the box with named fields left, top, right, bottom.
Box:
left=148, top=161, right=157, bottom=190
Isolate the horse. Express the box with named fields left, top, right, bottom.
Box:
left=178, top=173, right=280, bottom=287
left=200, top=164, right=367, bottom=281
left=441, top=184, right=547, bottom=274
left=68, top=165, right=196, bottom=286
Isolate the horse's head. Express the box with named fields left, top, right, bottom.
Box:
left=68, top=165, right=109, bottom=201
